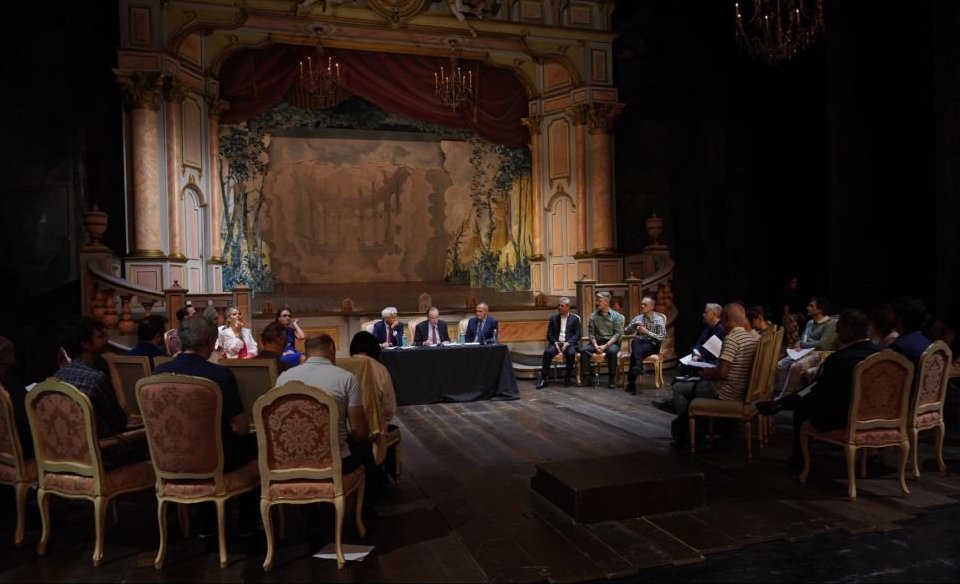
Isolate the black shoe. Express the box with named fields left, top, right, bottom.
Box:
left=652, top=399, right=676, bottom=414
left=536, top=378, right=547, bottom=390
left=756, top=400, right=783, bottom=416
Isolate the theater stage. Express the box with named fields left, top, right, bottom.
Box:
left=4, top=375, right=960, bottom=583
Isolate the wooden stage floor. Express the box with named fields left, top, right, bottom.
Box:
left=4, top=373, right=960, bottom=583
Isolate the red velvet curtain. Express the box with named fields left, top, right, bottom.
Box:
left=220, top=45, right=529, bottom=147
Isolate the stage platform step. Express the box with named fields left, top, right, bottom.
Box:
left=531, top=453, right=704, bottom=523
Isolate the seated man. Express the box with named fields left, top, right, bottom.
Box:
left=373, top=306, right=406, bottom=348
left=677, top=302, right=726, bottom=377
left=276, top=334, right=369, bottom=473
left=414, top=306, right=451, bottom=346
left=164, top=303, right=196, bottom=356
left=890, top=296, right=932, bottom=364
left=757, top=309, right=881, bottom=467
left=258, top=322, right=294, bottom=373
left=537, top=297, right=581, bottom=389
left=653, top=303, right=760, bottom=446
left=747, top=305, right=775, bottom=337
left=624, top=296, right=666, bottom=394
left=126, top=314, right=168, bottom=365
left=153, top=315, right=258, bottom=538
left=55, top=316, right=148, bottom=469
left=465, top=302, right=499, bottom=344
left=579, top=291, right=625, bottom=389
left=774, top=296, right=838, bottom=397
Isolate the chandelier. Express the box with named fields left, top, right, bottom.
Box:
left=734, top=0, right=824, bottom=65
left=289, top=52, right=343, bottom=109
left=434, top=54, right=473, bottom=112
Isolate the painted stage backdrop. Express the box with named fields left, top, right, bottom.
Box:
left=218, top=99, right=531, bottom=292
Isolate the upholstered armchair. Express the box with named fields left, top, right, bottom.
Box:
left=687, top=326, right=783, bottom=460
left=799, top=350, right=914, bottom=501
left=908, top=341, right=952, bottom=478
left=616, top=333, right=666, bottom=391
left=253, top=380, right=366, bottom=570
left=361, top=319, right=379, bottom=335
left=25, top=379, right=155, bottom=566
left=136, top=373, right=260, bottom=569
left=407, top=316, right=427, bottom=344
left=0, top=385, right=37, bottom=547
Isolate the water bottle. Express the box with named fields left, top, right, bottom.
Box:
left=401, top=334, right=408, bottom=348
left=458, top=332, right=466, bottom=344
left=492, top=329, right=498, bottom=345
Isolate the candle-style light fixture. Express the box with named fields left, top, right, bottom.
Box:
left=289, top=49, right=343, bottom=109
left=734, top=0, right=824, bottom=65
left=434, top=46, right=473, bottom=112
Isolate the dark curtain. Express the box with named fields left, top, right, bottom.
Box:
left=220, top=45, right=529, bottom=147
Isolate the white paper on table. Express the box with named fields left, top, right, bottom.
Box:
left=786, top=348, right=814, bottom=361
left=24, top=382, right=37, bottom=392
left=464, top=342, right=481, bottom=346
left=679, top=354, right=717, bottom=369
left=314, top=543, right=374, bottom=562
left=400, top=345, right=417, bottom=349
left=441, top=341, right=456, bottom=346
left=702, top=335, right=723, bottom=359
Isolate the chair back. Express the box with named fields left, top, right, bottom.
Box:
left=152, top=355, right=174, bottom=368
left=909, top=340, right=952, bottom=425
left=847, top=350, right=914, bottom=437
left=743, top=329, right=777, bottom=404
left=163, top=329, right=180, bottom=356
left=102, top=354, right=153, bottom=415
left=757, top=326, right=784, bottom=401
left=26, top=379, right=103, bottom=485
left=218, top=358, right=278, bottom=426
left=361, top=320, right=378, bottom=335
left=458, top=317, right=470, bottom=337
left=136, top=374, right=225, bottom=487
left=0, top=385, right=28, bottom=478
left=253, top=380, right=347, bottom=495
left=407, top=316, right=427, bottom=342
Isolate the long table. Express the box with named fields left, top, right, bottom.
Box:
left=379, top=343, right=520, bottom=405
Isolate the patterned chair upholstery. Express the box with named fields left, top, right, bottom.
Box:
left=908, top=341, right=952, bottom=478
left=799, top=350, right=914, bottom=501
left=25, top=379, right=155, bottom=566
left=253, top=381, right=366, bottom=571
left=136, top=373, right=260, bottom=569
left=0, top=385, right=37, bottom=547
left=688, top=326, right=783, bottom=460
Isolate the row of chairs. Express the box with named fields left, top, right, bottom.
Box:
left=0, top=356, right=400, bottom=568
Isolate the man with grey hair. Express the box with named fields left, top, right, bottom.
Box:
left=653, top=303, right=759, bottom=446
left=537, top=297, right=582, bottom=389
left=624, top=296, right=666, bottom=394
left=677, top=302, right=727, bottom=377
left=580, top=291, right=625, bottom=388
left=373, top=306, right=406, bottom=348
left=466, top=302, right=499, bottom=344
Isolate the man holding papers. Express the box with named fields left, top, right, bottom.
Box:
left=623, top=296, right=666, bottom=393
left=774, top=296, right=838, bottom=397
left=677, top=303, right=726, bottom=377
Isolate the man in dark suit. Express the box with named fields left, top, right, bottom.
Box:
left=757, top=308, right=881, bottom=466
left=465, top=302, right=499, bottom=344
left=537, top=297, right=581, bottom=389
left=372, top=306, right=406, bottom=348
left=414, top=306, right=451, bottom=346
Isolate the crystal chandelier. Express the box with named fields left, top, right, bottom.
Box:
left=734, top=0, right=824, bottom=65
left=434, top=54, right=473, bottom=112
left=289, top=52, right=343, bottom=109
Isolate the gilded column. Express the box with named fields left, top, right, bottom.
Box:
left=117, top=72, right=164, bottom=257
left=588, top=103, right=623, bottom=254
left=566, top=104, right=590, bottom=255
left=207, top=98, right=228, bottom=263
left=164, top=77, right=188, bottom=260
left=521, top=115, right=544, bottom=260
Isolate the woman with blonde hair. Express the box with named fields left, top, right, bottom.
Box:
left=216, top=306, right=258, bottom=359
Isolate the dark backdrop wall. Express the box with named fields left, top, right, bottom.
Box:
left=613, top=0, right=959, bottom=349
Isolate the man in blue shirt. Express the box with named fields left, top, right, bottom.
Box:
left=126, top=314, right=167, bottom=365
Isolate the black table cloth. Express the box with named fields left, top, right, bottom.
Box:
left=379, top=344, right=520, bottom=405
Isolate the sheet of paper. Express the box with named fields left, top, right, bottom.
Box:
left=787, top=348, right=814, bottom=361
left=702, top=335, right=723, bottom=359
left=25, top=382, right=37, bottom=392
left=313, top=543, right=375, bottom=562
left=797, top=382, right=816, bottom=397
left=679, top=354, right=717, bottom=369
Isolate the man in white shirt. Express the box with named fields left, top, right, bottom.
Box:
left=538, top=297, right=582, bottom=389
left=275, top=333, right=369, bottom=472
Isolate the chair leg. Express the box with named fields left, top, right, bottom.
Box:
left=935, top=422, right=947, bottom=473
left=261, top=500, right=275, bottom=572
left=688, top=417, right=697, bottom=455
left=744, top=420, right=752, bottom=461
left=37, top=488, right=50, bottom=556
left=798, top=433, right=811, bottom=483
left=215, top=498, right=228, bottom=569
left=393, top=442, right=402, bottom=485
left=155, top=499, right=168, bottom=569
left=333, top=497, right=346, bottom=569
left=911, top=427, right=921, bottom=479
left=859, top=447, right=868, bottom=480
left=654, top=361, right=663, bottom=389
left=93, top=496, right=108, bottom=566
left=845, top=445, right=858, bottom=501
left=898, top=440, right=911, bottom=496
left=355, top=474, right=367, bottom=538
left=13, top=481, right=29, bottom=547
left=177, top=503, right=191, bottom=539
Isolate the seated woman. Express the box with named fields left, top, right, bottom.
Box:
left=216, top=306, right=258, bottom=359
left=274, top=305, right=306, bottom=368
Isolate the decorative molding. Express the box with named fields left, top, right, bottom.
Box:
left=180, top=96, right=204, bottom=174
left=564, top=103, right=589, bottom=125
left=166, top=8, right=247, bottom=59
left=115, top=71, right=163, bottom=111
left=368, top=0, right=431, bottom=27
left=128, top=4, right=153, bottom=47
left=590, top=49, right=607, bottom=83
left=547, top=118, right=570, bottom=181
left=162, top=76, right=189, bottom=103
left=587, top=102, right=623, bottom=134
left=520, top=115, right=542, bottom=137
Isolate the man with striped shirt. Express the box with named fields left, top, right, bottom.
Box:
left=653, top=303, right=759, bottom=444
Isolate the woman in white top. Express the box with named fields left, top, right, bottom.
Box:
left=217, top=306, right=258, bottom=359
